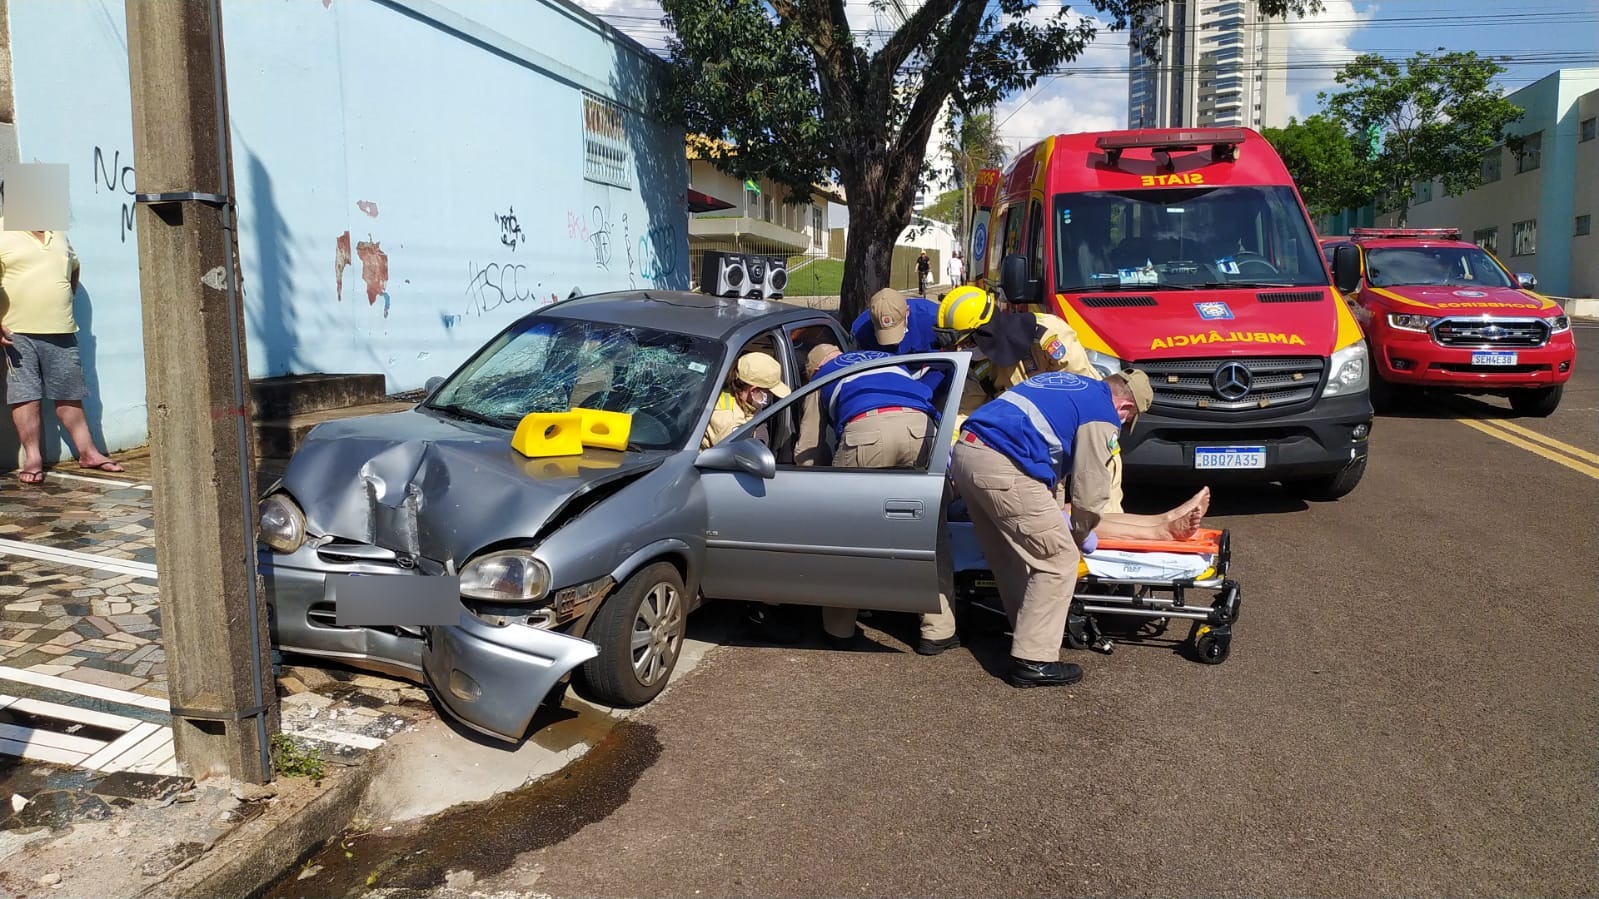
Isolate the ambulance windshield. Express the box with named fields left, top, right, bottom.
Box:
left=1053, top=186, right=1325, bottom=292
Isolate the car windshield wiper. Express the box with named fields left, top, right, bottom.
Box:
left=1194, top=281, right=1302, bottom=289
left=430, top=402, right=514, bottom=428
left=1069, top=282, right=1203, bottom=291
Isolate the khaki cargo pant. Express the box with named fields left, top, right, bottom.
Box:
left=822, top=409, right=958, bottom=643
left=948, top=439, right=1080, bottom=662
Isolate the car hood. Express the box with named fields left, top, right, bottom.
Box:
left=1364, top=284, right=1560, bottom=316
left=1055, top=287, right=1351, bottom=360
left=279, top=409, right=668, bottom=563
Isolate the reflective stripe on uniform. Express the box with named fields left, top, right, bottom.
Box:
left=826, top=366, right=922, bottom=424
left=995, top=389, right=1064, bottom=475
left=716, top=391, right=738, bottom=412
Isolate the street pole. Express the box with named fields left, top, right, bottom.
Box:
left=125, top=0, right=277, bottom=782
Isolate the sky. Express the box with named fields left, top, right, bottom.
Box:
left=575, top=0, right=1599, bottom=155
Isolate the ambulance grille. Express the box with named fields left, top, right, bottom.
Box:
left=1255, top=291, right=1324, bottom=303
left=1432, top=317, right=1549, bottom=348
left=1079, top=294, right=1157, bottom=308
left=1133, top=356, right=1325, bottom=414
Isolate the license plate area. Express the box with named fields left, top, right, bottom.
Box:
left=1194, top=446, right=1266, bottom=470
left=1471, top=351, right=1518, bottom=366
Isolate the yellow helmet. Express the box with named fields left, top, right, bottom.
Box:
left=936, top=285, right=995, bottom=339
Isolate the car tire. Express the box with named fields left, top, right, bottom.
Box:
left=1285, top=455, right=1367, bottom=502
left=1509, top=385, right=1562, bottom=418
left=576, top=562, right=687, bottom=708
left=1369, top=368, right=1399, bottom=414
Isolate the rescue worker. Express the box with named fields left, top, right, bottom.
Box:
left=850, top=287, right=941, bottom=355
left=949, top=370, right=1151, bottom=687
left=700, top=351, right=789, bottom=449
left=800, top=344, right=959, bottom=654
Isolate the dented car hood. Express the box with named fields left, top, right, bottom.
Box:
left=280, top=409, right=667, bottom=563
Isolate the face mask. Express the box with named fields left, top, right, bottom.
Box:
left=748, top=389, right=773, bottom=410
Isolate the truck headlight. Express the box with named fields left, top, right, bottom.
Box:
left=1550, top=315, right=1571, bottom=333
left=257, top=494, right=307, bottom=554
left=1084, top=350, right=1125, bottom=378
left=1323, top=342, right=1369, bottom=397
left=1386, top=313, right=1437, bottom=332
left=460, top=550, right=551, bottom=602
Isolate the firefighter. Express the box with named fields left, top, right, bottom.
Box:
left=700, top=351, right=790, bottom=449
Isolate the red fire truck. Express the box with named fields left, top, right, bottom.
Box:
left=978, top=128, right=1372, bottom=499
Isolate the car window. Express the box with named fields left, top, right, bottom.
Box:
left=427, top=317, right=722, bottom=449
left=1364, top=246, right=1516, bottom=289
left=701, top=327, right=798, bottom=454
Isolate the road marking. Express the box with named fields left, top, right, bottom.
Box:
left=0, top=667, right=171, bottom=712
left=0, top=537, right=158, bottom=579
left=1455, top=418, right=1599, bottom=479
left=1471, top=417, right=1599, bottom=465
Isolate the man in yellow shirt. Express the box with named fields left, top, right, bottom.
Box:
left=1, top=224, right=123, bottom=483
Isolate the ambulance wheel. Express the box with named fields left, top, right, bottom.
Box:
left=1509, top=385, right=1562, bottom=417
left=576, top=562, right=686, bottom=707
left=1190, top=625, right=1231, bottom=664
left=1286, top=456, right=1366, bottom=502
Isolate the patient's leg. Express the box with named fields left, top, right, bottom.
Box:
left=1093, top=487, right=1209, bottom=541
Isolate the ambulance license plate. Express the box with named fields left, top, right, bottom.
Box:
left=1194, top=446, right=1266, bottom=469
left=1471, top=351, right=1518, bottom=366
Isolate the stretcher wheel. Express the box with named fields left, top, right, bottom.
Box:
left=1190, top=624, right=1231, bottom=665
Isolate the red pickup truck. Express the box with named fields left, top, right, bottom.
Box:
left=1319, top=228, right=1575, bottom=416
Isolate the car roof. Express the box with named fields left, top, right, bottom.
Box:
left=1347, top=237, right=1479, bottom=250
left=541, top=290, right=831, bottom=341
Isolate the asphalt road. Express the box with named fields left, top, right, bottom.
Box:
left=288, top=325, right=1599, bottom=897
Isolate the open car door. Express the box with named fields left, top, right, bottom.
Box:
left=695, top=351, right=970, bottom=614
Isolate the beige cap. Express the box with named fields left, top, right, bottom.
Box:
left=805, top=343, right=842, bottom=377
left=736, top=352, right=790, bottom=398
left=1109, top=369, right=1153, bottom=413
left=868, top=288, right=909, bottom=346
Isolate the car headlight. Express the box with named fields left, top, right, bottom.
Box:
left=257, top=494, right=307, bottom=554
left=460, top=550, right=551, bottom=602
left=1323, top=342, right=1369, bottom=397
left=1550, top=315, right=1571, bottom=333
left=1085, top=350, right=1125, bottom=378
left=1386, top=313, right=1437, bottom=332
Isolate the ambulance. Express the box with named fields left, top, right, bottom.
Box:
left=976, top=128, right=1371, bottom=499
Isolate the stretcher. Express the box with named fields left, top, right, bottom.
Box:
left=948, top=516, right=1243, bottom=664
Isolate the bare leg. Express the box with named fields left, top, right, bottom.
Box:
left=54, top=401, right=122, bottom=470
left=1094, top=487, right=1210, bottom=541
left=11, top=400, right=45, bottom=479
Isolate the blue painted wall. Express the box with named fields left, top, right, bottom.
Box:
left=6, top=0, right=688, bottom=459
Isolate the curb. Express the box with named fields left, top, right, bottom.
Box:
left=136, top=762, right=376, bottom=898
left=1565, top=298, right=1599, bottom=321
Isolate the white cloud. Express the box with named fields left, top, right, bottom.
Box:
left=992, top=21, right=1129, bottom=155
left=1283, top=0, right=1375, bottom=119
left=572, top=0, right=670, bottom=52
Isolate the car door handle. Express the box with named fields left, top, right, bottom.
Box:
left=885, top=500, right=924, bottom=520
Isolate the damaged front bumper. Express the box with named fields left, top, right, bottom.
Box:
left=261, top=543, right=597, bottom=742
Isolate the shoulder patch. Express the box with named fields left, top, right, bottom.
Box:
left=1107, top=433, right=1120, bottom=457
left=1044, top=336, right=1067, bottom=361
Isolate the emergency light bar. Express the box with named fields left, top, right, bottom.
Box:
left=1097, top=129, right=1248, bottom=166
left=1350, top=227, right=1463, bottom=241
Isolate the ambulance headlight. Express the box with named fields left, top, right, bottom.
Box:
left=1323, top=342, right=1369, bottom=397
left=1085, top=350, right=1125, bottom=379
left=1550, top=315, right=1570, bottom=334
left=1386, top=313, right=1437, bottom=332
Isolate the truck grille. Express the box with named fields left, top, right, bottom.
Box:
left=1432, top=317, right=1549, bottom=348
left=1133, top=356, right=1325, bottom=414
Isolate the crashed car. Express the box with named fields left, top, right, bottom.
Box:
left=258, top=290, right=969, bottom=742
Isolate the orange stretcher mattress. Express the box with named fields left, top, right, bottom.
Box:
left=1092, top=527, right=1223, bottom=556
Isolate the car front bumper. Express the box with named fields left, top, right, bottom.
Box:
left=1122, top=391, right=1372, bottom=482
left=1373, top=329, right=1576, bottom=389
left=261, top=544, right=597, bottom=742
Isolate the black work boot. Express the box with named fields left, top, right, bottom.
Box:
left=916, top=635, right=961, bottom=656
left=1007, top=657, right=1083, bottom=688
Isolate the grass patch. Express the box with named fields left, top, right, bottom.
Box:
left=782, top=258, right=844, bottom=296
left=271, top=733, right=327, bottom=780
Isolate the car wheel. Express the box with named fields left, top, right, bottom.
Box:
left=576, top=562, right=686, bottom=707
left=1369, top=367, right=1398, bottom=413
left=1509, top=385, right=1562, bottom=418
left=1285, top=455, right=1367, bottom=502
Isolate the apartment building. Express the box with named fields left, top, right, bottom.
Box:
left=1128, top=0, right=1288, bottom=131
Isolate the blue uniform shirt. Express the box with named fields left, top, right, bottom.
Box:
left=850, top=297, right=941, bottom=354
left=962, top=372, right=1120, bottom=489
left=815, top=350, right=939, bottom=430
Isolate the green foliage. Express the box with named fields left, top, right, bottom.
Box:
left=1321, top=50, right=1523, bottom=225
left=1262, top=115, right=1377, bottom=217
left=270, top=733, right=327, bottom=780
left=921, top=189, right=965, bottom=228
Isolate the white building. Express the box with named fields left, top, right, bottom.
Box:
left=1128, top=0, right=1288, bottom=131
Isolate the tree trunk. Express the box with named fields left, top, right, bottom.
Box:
left=837, top=149, right=923, bottom=324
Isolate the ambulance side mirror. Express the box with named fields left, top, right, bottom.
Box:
left=999, top=254, right=1038, bottom=305
left=1332, top=245, right=1362, bottom=294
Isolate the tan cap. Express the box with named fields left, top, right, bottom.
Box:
left=806, top=343, right=842, bottom=377
left=868, top=288, right=909, bottom=346
left=1109, top=369, right=1153, bottom=413
left=735, top=352, right=790, bottom=398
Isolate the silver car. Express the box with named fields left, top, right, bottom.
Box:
left=258, top=291, right=969, bottom=742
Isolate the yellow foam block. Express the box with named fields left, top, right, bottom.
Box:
left=573, top=407, right=632, bottom=451
left=512, top=411, right=584, bottom=457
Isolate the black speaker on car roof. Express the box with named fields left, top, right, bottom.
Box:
left=743, top=255, right=767, bottom=297
left=700, top=251, right=747, bottom=298
left=759, top=256, right=788, bottom=299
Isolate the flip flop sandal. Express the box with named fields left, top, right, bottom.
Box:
left=17, top=470, right=45, bottom=484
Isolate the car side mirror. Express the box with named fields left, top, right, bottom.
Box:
left=999, top=254, right=1038, bottom=305
left=1516, top=272, right=1537, bottom=290
left=424, top=376, right=445, bottom=396
left=695, top=438, right=776, bottom=479
left=1332, top=245, right=1362, bottom=294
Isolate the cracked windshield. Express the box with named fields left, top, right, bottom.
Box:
left=427, top=318, right=722, bottom=449
left=1054, top=186, right=1325, bottom=291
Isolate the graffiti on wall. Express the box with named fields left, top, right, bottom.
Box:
left=635, top=220, right=678, bottom=285
left=495, top=207, right=526, bottom=250
left=91, top=147, right=136, bottom=243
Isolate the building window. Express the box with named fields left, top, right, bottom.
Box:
left=1515, top=132, right=1542, bottom=174
left=745, top=187, right=760, bottom=215
left=763, top=194, right=773, bottom=223
left=1473, top=227, right=1498, bottom=255
left=1578, top=215, right=1592, bottom=237
left=1511, top=219, right=1537, bottom=256
left=1582, top=117, right=1597, bottom=142
left=811, top=205, right=824, bottom=247
left=1480, top=148, right=1501, bottom=183
left=581, top=93, right=631, bottom=189
left=1413, top=180, right=1433, bottom=204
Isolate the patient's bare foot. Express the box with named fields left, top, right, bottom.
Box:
left=1162, top=487, right=1209, bottom=540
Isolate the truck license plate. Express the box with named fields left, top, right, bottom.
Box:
left=1471, top=351, right=1518, bottom=366
left=1194, top=446, right=1266, bottom=469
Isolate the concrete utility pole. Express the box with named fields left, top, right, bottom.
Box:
left=125, top=0, right=277, bottom=782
